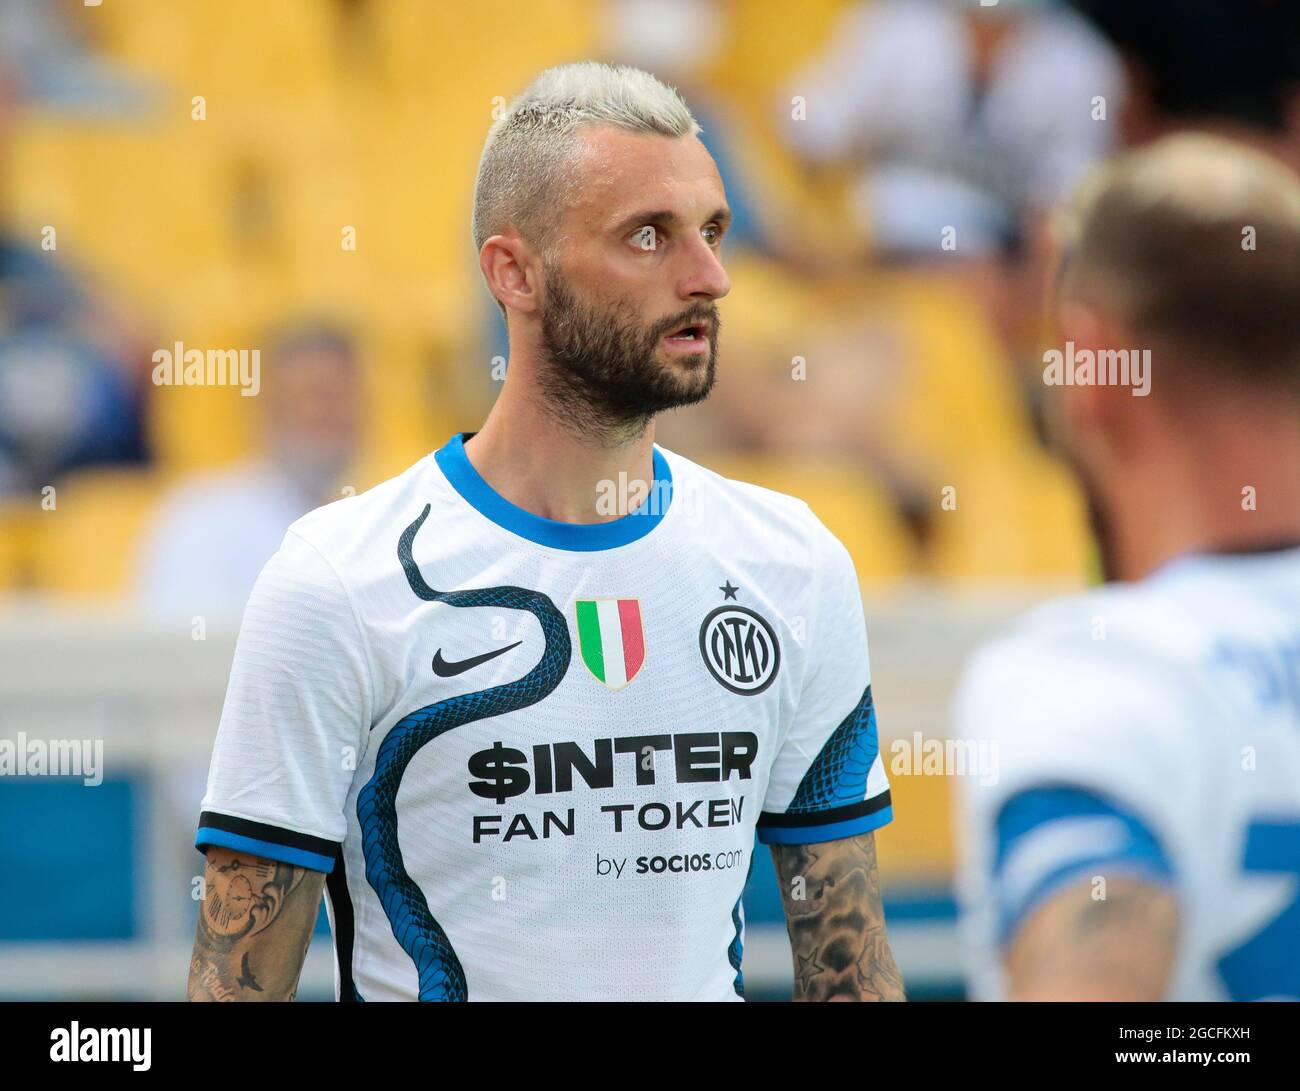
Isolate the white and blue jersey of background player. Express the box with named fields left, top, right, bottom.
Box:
left=955, top=543, right=1300, bottom=1001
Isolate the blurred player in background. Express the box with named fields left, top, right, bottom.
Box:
left=188, top=62, right=900, bottom=1002
left=136, top=321, right=362, bottom=624
left=780, top=0, right=1123, bottom=257
left=954, top=134, right=1300, bottom=1000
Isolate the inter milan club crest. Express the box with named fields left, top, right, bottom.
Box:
left=575, top=599, right=646, bottom=690
left=699, top=583, right=781, bottom=695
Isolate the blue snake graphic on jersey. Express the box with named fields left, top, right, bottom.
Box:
left=356, top=504, right=571, bottom=1001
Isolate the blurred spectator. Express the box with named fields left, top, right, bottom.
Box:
left=0, top=267, right=150, bottom=496
left=135, top=322, right=363, bottom=623
left=0, top=0, right=153, bottom=114
left=777, top=0, right=1123, bottom=258
left=0, top=59, right=152, bottom=496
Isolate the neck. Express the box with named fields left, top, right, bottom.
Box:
left=1100, top=404, right=1300, bottom=580
left=463, top=365, right=658, bottom=525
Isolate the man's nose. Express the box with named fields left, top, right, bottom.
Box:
left=679, top=237, right=731, bottom=302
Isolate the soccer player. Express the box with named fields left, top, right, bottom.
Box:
left=954, top=135, right=1300, bottom=1000
left=186, top=63, right=901, bottom=1002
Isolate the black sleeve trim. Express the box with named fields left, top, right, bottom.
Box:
left=197, top=810, right=339, bottom=857
left=757, top=790, right=892, bottom=830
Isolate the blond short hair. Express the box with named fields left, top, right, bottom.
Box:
left=472, top=61, right=701, bottom=259
left=1058, top=134, right=1300, bottom=392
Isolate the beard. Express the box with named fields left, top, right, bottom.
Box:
left=536, top=258, right=718, bottom=441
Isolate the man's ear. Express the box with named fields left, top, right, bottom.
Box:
left=479, top=233, right=540, bottom=317
left=1054, top=299, right=1139, bottom=455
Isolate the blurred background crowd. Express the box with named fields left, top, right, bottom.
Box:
left=1, top=0, right=1298, bottom=606
left=0, top=0, right=1297, bottom=999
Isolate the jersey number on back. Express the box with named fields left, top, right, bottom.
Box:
left=1217, top=819, right=1300, bottom=1001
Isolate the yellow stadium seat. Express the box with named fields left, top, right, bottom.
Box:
left=709, top=0, right=850, bottom=100
left=0, top=501, right=38, bottom=592
left=7, top=113, right=236, bottom=307
left=705, top=453, right=915, bottom=589
left=28, top=469, right=164, bottom=599
left=88, top=0, right=336, bottom=106
left=876, top=769, right=956, bottom=886
left=864, top=270, right=1039, bottom=469
left=925, top=453, right=1093, bottom=585
left=371, top=0, right=598, bottom=106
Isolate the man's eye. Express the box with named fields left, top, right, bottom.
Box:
left=702, top=224, right=722, bottom=246
left=631, top=226, right=659, bottom=251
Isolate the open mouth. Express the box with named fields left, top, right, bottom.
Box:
left=664, top=321, right=710, bottom=344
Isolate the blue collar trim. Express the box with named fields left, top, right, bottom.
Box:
left=434, top=432, right=672, bottom=551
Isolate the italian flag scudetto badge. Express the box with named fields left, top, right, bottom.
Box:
left=574, top=599, right=645, bottom=690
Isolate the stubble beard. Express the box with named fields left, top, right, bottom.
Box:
left=536, top=259, right=719, bottom=446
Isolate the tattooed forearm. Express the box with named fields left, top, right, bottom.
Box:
left=187, top=846, right=325, bottom=1001
left=1007, top=876, right=1178, bottom=1001
left=771, top=832, right=905, bottom=1001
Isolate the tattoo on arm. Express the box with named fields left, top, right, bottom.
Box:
left=1007, top=876, right=1178, bottom=1001
left=771, top=831, right=905, bottom=1001
left=187, top=846, right=326, bottom=1002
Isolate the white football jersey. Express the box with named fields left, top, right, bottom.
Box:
left=954, top=545, right=1300, bottom=1001
left=197, top=433, right=892, bottom=1001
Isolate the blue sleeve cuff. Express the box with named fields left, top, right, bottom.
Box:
left=757, top=792, right=893, bottom=845
left=993, top=785, right=1175, bottom=945
left=196, top=811, right=339, bottom=874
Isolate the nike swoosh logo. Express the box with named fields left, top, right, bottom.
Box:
left=431, top=641, right=522, bottom=678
